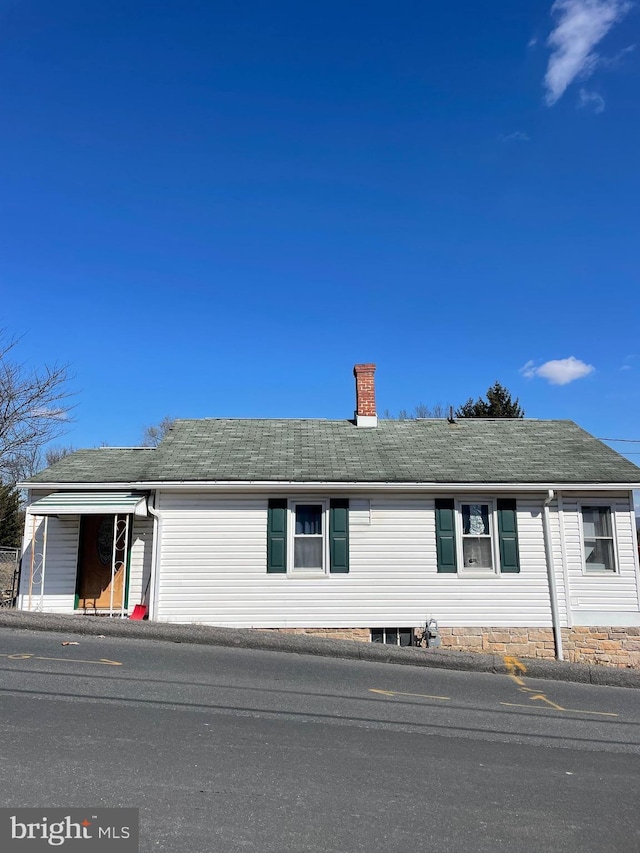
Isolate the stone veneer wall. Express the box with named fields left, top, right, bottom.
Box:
left=436, top=626, right=640, bottom=669
left=265, top=626, right=640, bottom=668
left=261, top=628, right=372, bottom=642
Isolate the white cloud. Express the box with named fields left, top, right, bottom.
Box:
left=598, top=42, right=637, bottom=66
left=620, top=353, right=636, bottom=370
left=578, top=87, right=606, bottom=111
left=499, top=131, right=531, bottom=142
left=520, top=356, right=595, bottom=385
left=544, top=0, right=631, bottom=106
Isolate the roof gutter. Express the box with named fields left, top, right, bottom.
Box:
left=18, top=480, right=640, bottom=492
left=542, top=489, right=564, bottom=661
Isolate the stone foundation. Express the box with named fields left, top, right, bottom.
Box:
left=260, top=628, right=371, bottom=642
left=435, top=626, right=640, bottom=669
left=561, top=626, right=640, bottom=669
left=264, top=626, right=640, bottom=668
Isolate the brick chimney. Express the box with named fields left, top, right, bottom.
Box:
left=353, top=363, right=377, bottom=427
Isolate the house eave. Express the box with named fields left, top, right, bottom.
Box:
left=19, top=480, right=640, bottom=492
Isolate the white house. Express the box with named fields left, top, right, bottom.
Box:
left=18, top=364, right=640, bottom=667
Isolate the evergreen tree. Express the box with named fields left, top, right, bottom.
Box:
left=0, top=483, right=22, bottom=548
left=455, top=381, right=524, bottom=419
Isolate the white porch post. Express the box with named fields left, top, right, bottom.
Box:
left=27, top=515, right=48, bottom=613
left=109, top=514, right=131, bottom=618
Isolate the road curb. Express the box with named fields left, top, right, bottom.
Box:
left=1, top=610, right=639, bottom=688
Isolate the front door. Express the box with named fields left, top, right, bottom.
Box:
left=77, top=515, right=125, bottom=610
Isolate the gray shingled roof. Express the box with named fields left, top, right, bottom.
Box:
left=26, top=448, right=154, bottom=485
left=25, top=418, right=640, bottom=485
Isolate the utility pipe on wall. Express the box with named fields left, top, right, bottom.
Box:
left=542, top=489, right=564, bottom=661
left=147, top=493, right=162, bottom=622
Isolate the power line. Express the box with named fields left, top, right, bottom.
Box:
left=598, top=437, right=640, bottom=443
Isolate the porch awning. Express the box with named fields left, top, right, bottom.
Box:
left=27, top=491, right=149, bottom=517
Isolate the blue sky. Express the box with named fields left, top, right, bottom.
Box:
left=1, top=0, right=639, bottom=468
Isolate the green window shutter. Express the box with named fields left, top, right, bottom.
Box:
left=435, top=498, right=457, bottom=573
left=497, top=498, right=520, bottom=573
left=329, top=499, right=349, bottom=573
left=267, top=499, right=287, bottom=573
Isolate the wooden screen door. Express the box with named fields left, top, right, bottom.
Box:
left=77, top=515, right=125, bottom=610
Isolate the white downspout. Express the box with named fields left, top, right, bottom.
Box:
left=147, top=491, right=162, bottom=621
left=542, top=489, right=564, bottom=661
left=556, top=490, right=572, bottom=629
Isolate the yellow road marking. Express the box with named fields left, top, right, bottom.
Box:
left=504, top=655, right=561, bottom=705
left=502, top=654, right=616, bottom=717
left=526, top=693, right=566, bottom=711
left=0, top=652, right=122, bottom=667
left=369, top=688, right=450, bottom=701
left=504, top=655, right=527, bottom=674
left=504, top=655, right=527, bottom=684
left=500, top=702, right=618, bottom=717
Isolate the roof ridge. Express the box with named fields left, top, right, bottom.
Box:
left=24, top=418, right=640, bottom=486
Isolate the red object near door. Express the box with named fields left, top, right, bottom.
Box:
left=129, top=604, right=147, bottom=620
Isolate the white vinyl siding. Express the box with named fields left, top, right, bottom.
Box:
left=547, top=497, right=569, bottom=627
left=156, top=493, right=561, bottom=628
left=156, top=494, right=266, bottom=622
left=350, top=499, right=371, bottom=525
left=562, top=493, right=640, bottom=614
left=19, top=488, right=639, bottom=627
left=19, top=513, right=80, bottom=613
left=421, top=497, right=561, bottom=627
left=127, top=516, right=153, bottom=606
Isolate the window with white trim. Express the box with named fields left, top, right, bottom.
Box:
left=267, top=498, right=349, bottom=575
left=292, top=502, right=325, bottom=572
left=459, top=502, right=494, bottom=571
left=581, top=505, right=617, bottom=574
left=435, top=497, right=520, bottom=575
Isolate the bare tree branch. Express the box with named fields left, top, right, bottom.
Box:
left=0, top=333, right=74, bottom=482
left=382, top=402, right=451, bottom=420
left=142, top=416, right=175, bottom=447
left=45, top=445, right=77, bottom=467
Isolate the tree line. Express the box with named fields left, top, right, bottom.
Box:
left=384, top=381, right=524, bottom=420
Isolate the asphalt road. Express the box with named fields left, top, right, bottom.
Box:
left=0, top=627, right=638, bottom=852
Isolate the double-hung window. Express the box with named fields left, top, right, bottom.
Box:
left=581, top=505, right=617, bottom=574
left=435, top=498, right=519, bottom=575
left=266, top=498, right=349, bottom=574
left=292, top=503, right=325, bottom=572
left=460, top=502, right=494, bottom=571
